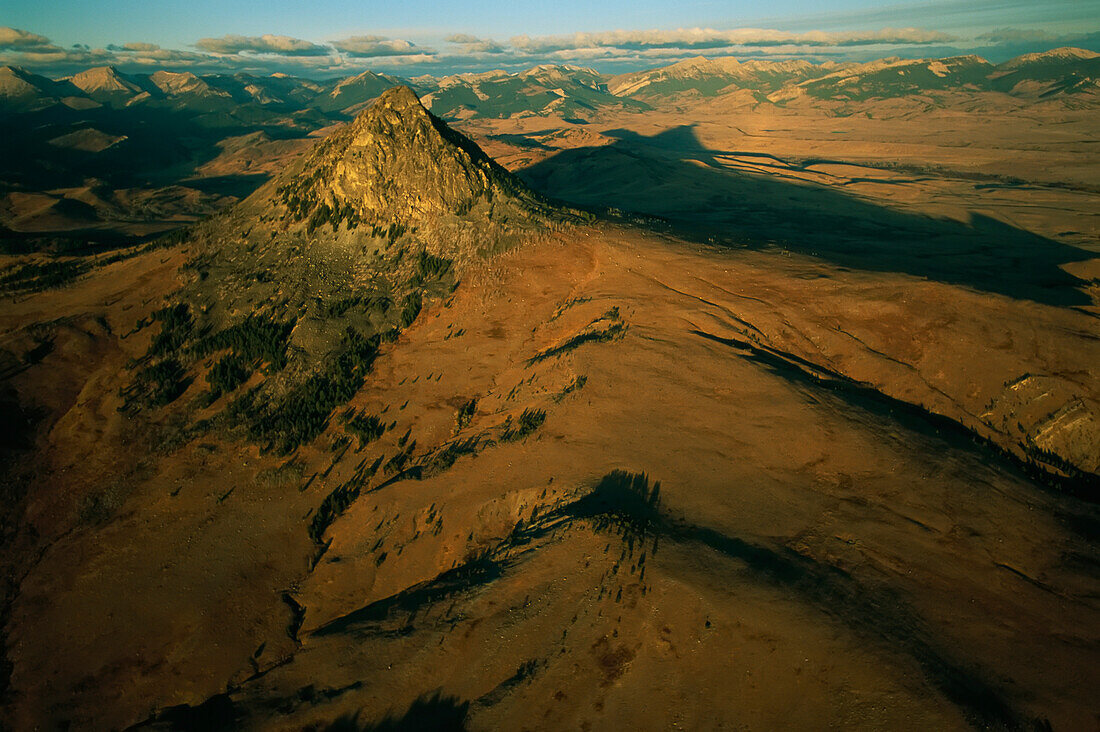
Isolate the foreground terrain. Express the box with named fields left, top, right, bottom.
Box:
left=0, top=66, right=1098, bottom=729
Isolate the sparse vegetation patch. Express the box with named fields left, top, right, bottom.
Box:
left=0, top=259, right=91, bottom=293
left=429, top=435, right=481, bottom=472
left=528, top=321, right=626, bottom=365
left=242, top=328, right=381, bottom=455
left=555, top=375, right=588, bottom=401
left=501, top=408, right=546, bottom=442
left=344, top=411, right=386, bottom=447
left=455, top=398, right=478, bottom=430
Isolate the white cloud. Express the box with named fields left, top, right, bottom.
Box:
left=331, top=35, right=435, bottom=58
left=446, top=34, right=505, bottom=54
left=509, top=27, right=956, bottom=53
left=0, top=26, right=54, bottom=51
left=108, top=42, right=163, bottom=52
left=2, top=19, right=1096, bottom=79
left=195, top=34, right=330, bottom=56
left=974, top=27, right=1100, bottom=45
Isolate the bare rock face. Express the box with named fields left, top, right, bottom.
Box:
left=274, top=85, right=556, bottom=241
left=183, top=83, right=574, bottom=333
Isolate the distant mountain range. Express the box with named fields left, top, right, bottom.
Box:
left=414, top=64, right=649, bottom=120
left=0, top=62, right=644, bottom=120
left=607, top=56, right=841, bottom=100
left=3, top=47, right=1096, bottom=119
left=612, top=48, right=1100, bottom=106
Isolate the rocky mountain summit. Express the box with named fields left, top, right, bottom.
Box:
left=124, top=85, right=574, bottom=457
left=273, top=84, right=559, bottom=243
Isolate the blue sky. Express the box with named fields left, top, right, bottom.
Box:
left=6, top=1, right=898, bottom=46
left=1, top=0, right=1098, bottom=76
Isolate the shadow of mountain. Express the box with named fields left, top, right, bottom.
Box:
left=135, top=693, right=240, bottom=731
left=519, top=124, right=1094, bottom=307
left=0, top=101, right=321, bottom=193
left=325, top=691, right=469, bottom=731
left=560, top=471, right=1035, bottom=730
left=311, top=468, right=1045, bottom=729
left=182, top=174, right=272, bottom=198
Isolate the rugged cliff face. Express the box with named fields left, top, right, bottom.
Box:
left=274, top=85, right=557, bottom=237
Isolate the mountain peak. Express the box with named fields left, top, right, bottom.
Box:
left=0, top=66, right=88, bottom=111
left=676, top=55, right=742, bottom=70
left=343, top=84, right=447, bottom=147
left=0, top=66, right=40, bottom=103
left=1001, top=46, right=1100, bottom=69
left=333, top=69, right=387, bottom=89
left=265, top=84, right=562, bottom=250
left=67, top=65, right=141, bottom=95
left=149, top=69, right=221, bottom=97
left=367, top=83, right=427, bottom=114
left=0, top=65, right=31, bottom=85
left=318, top=71, right=401, bottom=113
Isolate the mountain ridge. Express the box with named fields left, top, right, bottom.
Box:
left=4, top=46, right=1099, bottom=119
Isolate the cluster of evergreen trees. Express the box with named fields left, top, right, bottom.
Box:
left=324, top=294, right=391, bottom=319
left=0, top=259, right=91, bottom=293
left=206, top=353, right=251, bottom=397
left=344, top=410, right=386, bottom=447
left=410, top=250, right=452, bottom=286
left=148, top=303, right=193, bottom=356
left=455, top=398, right=477, bottom=430
left=501, top=408, right=546, bottom=442
left=134, top=358, right=191, bottom=407
left=244, top=328, right=381, bottom=455
left=193, top=314, right=296, bottom=370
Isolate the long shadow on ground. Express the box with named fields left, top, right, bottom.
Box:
left=325, top=691, right=469, bottom=731
left=313, top=470, right=1044, bottom=731
left=519, top=124, right=1095, bottom=308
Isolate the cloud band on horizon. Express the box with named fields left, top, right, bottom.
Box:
left=0, top=21, right=1097, bottom=77
left=195, top=34, right=330, bottom=56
